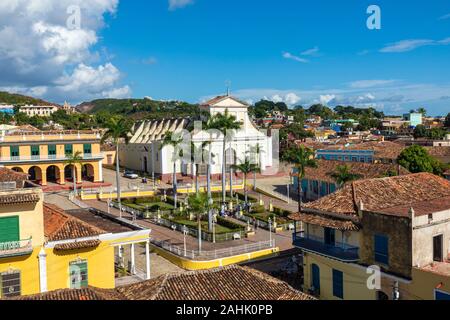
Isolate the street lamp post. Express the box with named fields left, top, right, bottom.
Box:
left=268, top=217, right=272, bottom=245
left=182, top=225, right=188, bottom=257
left=287, top=183, right=290, bottom=204
left=212, top=211, right=217, bottom=243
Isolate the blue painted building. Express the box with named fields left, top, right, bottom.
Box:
left=316, top=149, right=374, bottom=163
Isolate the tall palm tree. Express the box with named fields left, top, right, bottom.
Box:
left=187, top=193, right=209, bottom=253
left=282, top=145, right=317, bottom=213
left=231, top=157, right=260, bottom=206
left=247, top=143, right=264, bottom=190
left=190, top=141, right=211, bottom=195
left=331, top=165, right=362, bottom=189
left=65, top=151, right=83, bottom=196
left=160, top=132, right=184, bottom=209
left=207, top=109, right=241, bottom=204
left=101, top=116, right=132, bottom=216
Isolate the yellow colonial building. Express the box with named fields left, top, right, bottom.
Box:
left=0, top=168, right=151, bottom=298
left=0, top=130, right=104, bottom=186
left=290, top=173, right=450, bottom=300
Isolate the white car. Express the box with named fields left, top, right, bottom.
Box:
left=124, top=171, right=139, bottom=179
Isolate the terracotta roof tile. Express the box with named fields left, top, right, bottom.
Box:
left=0, top=193, right=40, bottom=205
left=118, top=265, right=314, bottom=300
left=44, top=203, right=105, bottom=246
left=303, top=159, right=409, bottom=184
left=302, top=173, right=450, bottom=218
left=0, top=167, right=29, bottom=187
left=288, top=212, right=360, bottom=231
left=13, top=266, right=315, bottom=301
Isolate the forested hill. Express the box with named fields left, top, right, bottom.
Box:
left=76, top=98, right=202, bottom=120
left=0, top=91, right=60, bottom=106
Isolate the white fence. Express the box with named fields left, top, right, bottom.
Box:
left=150, top=239, right=275, bottom=260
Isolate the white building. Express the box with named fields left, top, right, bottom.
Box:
left=19, top=105, right=59, bottom=117
left=119, top=95, right=273, bottom=182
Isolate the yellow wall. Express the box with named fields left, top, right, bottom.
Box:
left=151, top=244, right=279, bottom=270
left=303, top=252, right=376, bottom=300
left=0, top=189, right=44, bottom=245
left=0, top=248, right=42, bottom=296
left=45, top=242, right=116, bottom=291
left=403, top=268, right=450, bottom=300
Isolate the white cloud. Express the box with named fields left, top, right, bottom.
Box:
left=380, top=37, right=450, bottom=53
left=0, top=0, right=129, bottom=104
left=102, top=85, right=132, bottom=99
left=169, top=0, right=194, bottom=11
left=282, top=52, right=309, bottom=63
left=349, top=79, right=397, bottom=89
left=285, top=93, right=301, bottom=105
left=438, top=13, right=450, bottom=20
left=142, top=57, right=158, bottom=65
left=320, top=94, right=336, bottom=105
left=301, top=46, right=320, bottom=56
left=231, top=82, right=450, bottom=115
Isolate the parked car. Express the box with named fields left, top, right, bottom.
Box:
left=123, top=170, right=139, bottom=179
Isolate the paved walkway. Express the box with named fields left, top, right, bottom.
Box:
left=84, top=199, right=294, bottom=252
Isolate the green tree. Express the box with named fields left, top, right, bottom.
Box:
left=190, top=141, right=211, bottom=195
left=186, top=193, right=210, bottom=253
left=282, top=145, right=317, bottom=212
left=207, top=109, right=241, bottom=203
left=445, top=113, right=450, bottom=128
left=397, top=145, right=444, bottom=175
left=413, top=124, right=427, bottom=138
left=65, top=151, right=83, bottom=196
left=161, top=131, right=184, bottom=209
left=417, top=107, right=427, bottom=117
left=231, top=157, right=260, bottom=205
left=101, top=116, right=132, bottom=215
left=331, top=165, right=362, bottom=188
left=247, top=144, right=264, bottom=190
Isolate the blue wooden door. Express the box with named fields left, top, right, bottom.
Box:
left=311, top=264, right=320, bottom=293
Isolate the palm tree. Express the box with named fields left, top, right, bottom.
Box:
left=101, top=116, right=132, bottom=216
left=247, top=143, right=264, bottom=190
left=65, top=151, right=83, bottom=196
left=282, top=145, right=317, bottom=213
left=207, top=109, right=241, bottom=204
left=160, top=132, right=184, bottom=209
left=331, top=165, right=362, bottom=188
left=187, top=193, right=209, bottom=253
left=190, top=141, right=211, bottom=195
left=231, top=157, right=260, bottom=206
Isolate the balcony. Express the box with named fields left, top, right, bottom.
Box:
left=293, top=232, right=359, bottom=262
left=0, top=238, right=33, bottom=258
left=0, top=153, right=104, bottom=164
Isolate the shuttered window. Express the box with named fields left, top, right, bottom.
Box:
left=31, top=145, right=40, bottom=156
left=332, top=269, right=344, bottom=299
left=48, top=144, right=57, bottom=156
left=0, top=216, right=20, bottom=243
left=374, top=234, right=389, bottom=265
left=0, top=271, right=21, bottom=298
left=69, top=260, right=88, bottom=289
left=64, top=144, right=73, bottom=155
left=10, top=146, right=19, bottom=158
left=83, top=144, right=92, bottom=154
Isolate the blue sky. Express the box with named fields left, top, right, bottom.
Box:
left=1, top=0, right=449, bottom=115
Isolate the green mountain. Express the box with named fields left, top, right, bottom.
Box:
left=76, top=98, right=202, bottom=120
left=0, top=91, right=59, bottom=107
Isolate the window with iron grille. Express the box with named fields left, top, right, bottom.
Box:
left=69, top=260, right=88, bottom=289
left=0, top=271, right=21, bottom=298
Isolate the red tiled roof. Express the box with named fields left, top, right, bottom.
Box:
left=301, top=173, right=450, bottom=218
left=201, top=95, right=248, bottom=107
left=0, top=167, right=29, bottom=186
left=303, top=159, right=409, bottom=184
left=12, top=265, right=315, bottom=301
left=0, top=193, right=40, bottom=205
left=44, top=204, right=105, bottom=247
left=288, top=212, right=360, bottom=231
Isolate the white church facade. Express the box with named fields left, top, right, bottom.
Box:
left=118, top=95, right=273, bottom=183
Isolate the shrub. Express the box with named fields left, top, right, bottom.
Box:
left=251, top=205, right=265, bottom=214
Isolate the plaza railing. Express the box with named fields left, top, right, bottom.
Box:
left=149, top=238, right=276, bottom=260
